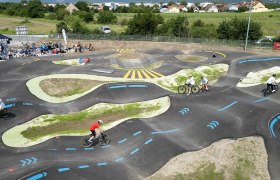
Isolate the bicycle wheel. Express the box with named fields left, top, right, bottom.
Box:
left=191, top=85, right=200, bottom=94
left=178, top=85, right=186, bottom=94
left=81, top=135, right=92, bottom=148
left=263, top=89, right=269, bottom=97
left=275, top=85, right=279, bottom=91
left=100, top=134, right=111, bottom=146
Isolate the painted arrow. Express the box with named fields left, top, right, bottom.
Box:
left=20, top=157, right=38, bottom=166
left=178, top=107, right=190, bottom=115
left=26, top=172, right=47, bottom=180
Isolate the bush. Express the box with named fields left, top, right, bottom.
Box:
left=97, top=11, right=117, bottom=24
left=56, top=21, right=70, bottom=33
left=46, top=13, right=57, bottom=20
left=120, top=18, right=128, bottom=26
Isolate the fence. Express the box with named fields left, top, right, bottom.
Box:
left=50, top=33, right=275, bottom=50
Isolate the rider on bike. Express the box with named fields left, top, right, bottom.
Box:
left=185, top=76, right=195, bottom=95
left=200, top=76, right=209, bottom=91
left=88, top=120, right=104, bottom=142
left=0, top=99, right=6, bottom=111
left=267, top=74, right=277, bottom=93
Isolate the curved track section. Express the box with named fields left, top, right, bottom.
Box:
left=0, top=50, right=280, bottom=180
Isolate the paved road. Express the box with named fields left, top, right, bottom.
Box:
left=0, top=49, right=280, bottom=180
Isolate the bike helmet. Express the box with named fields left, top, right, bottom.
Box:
left=272, top=74, right=276, bottom=77
left=98, top=120, right=104, bottom=124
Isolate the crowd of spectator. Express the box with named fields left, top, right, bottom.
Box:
left=0, top=41, right=96, bottom=60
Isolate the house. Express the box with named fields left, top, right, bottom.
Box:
left=193, top=6, right=200, bottom=13
left=228, top=4, right=239, bottom=11
left=248, top=1, right=269, bottom=12
left=65, top=3, right=79, bottom=13
left=204, top=4, right=219, bottom=12
left=168, top=5, right=180, bottom=13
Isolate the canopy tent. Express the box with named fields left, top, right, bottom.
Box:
left=0, top=34, right=12, bottom=44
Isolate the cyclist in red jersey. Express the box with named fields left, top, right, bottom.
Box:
left=88, top=120, right=104, bottom=142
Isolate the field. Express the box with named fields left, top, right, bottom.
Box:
left=0, top=11, right=279, bottom=36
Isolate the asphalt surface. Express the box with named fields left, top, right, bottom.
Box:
left=0, top=49, right=280, bottom=180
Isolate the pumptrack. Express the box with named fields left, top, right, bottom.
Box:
left=0, top=49, right=280, bottom=180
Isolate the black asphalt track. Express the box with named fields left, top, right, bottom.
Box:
left=0, top=49, right=280, bottom=180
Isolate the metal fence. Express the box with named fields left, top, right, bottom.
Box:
left=50, top=33, right=274, bottom=50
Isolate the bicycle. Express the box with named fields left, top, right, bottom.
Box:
left=178, top=84, right=211, bottom=94
left=81, top=129, right=111, bottom=148
left=263, top=84, right=279, bottom=97
left=0, top=108, right=8, bottom=118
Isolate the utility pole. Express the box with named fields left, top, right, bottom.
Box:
left=244, top=0, right=253, bottom=51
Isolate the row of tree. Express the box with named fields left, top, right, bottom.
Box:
left=57, top=12, right=263, bottom=41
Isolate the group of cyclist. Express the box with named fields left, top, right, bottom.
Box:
left=185, top=74, right=278, bottom=95
left=185, top=76, right=209, bottom=95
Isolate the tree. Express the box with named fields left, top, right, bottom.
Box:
left=167, top=1, right=176, bottom=6
left=83, top=12, right=94, bottom=23
left=238, top=6, right=249, bottom=12
left=75, top=1, right=90, bottom=12
left=190, top=20, right=217, bottom=39
left=217, top=17, right=263, bottom=40
left=97, top=11, right=117, bottom=24
left=125, top=12, right=164, bottom=35
left=180, top=0, right=187, bottom=6
left=72, top=21, right=90, bottom=34
left=56, top=9, right=69, bottom=20
left=56, top=21, right=70, bottom=33
left=27, top=0, right=45, bottom=18
left=162, top=16, right=189, bottom=37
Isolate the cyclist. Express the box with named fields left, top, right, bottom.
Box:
left=88, top=120, right=104, bottom=142
left=267, top=74, right=277, bottom=93
left=185, top=76, right=195, bottom=95
left=0, top=99, right=5, bottom=110
left=200, top=76, right=209, bottom=91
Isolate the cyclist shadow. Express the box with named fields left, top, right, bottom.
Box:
left=0, top=112, right=16, bottom=120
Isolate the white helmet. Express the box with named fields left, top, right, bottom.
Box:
left=98, top=120, right=104, bottom=124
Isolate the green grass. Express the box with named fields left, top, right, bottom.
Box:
left=187, top=163, right=224, bottom=180
left=261, top=73, right=280, bottom=83
left=1, top=11, right=280, bottom=35
left=21, top=102, right=161, bottom=140
left=233, top=158, right=255, bottom=180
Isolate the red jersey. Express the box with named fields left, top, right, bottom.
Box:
left=90, top=122, right=100, bottom=131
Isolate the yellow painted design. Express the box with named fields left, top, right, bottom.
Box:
left=123, top=70, right=131, bottom=78
left=145, top=70, right=158, bottom=78
left=141, top=70, right=151, bottom=79
left=131, top=71, right=136, bottom=79
left=149, top=70, right=164, bottom=77
left=137, top=71, right=143, bottom=79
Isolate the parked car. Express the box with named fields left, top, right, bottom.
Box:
left=255, top=37, right=274, bottom=46
left=101, top=26, right=111, bottom=34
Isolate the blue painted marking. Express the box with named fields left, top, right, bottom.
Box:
left=254, top=97, right=270, bottom=103
left=127, top=84, right=147, bottom=88
left=97, top=162, right=107, bottom=166
left=133, top=131, right=142, bottom=136
left=23, top=102, right=33, bottom=106
left=20, top=160, right=27, bottom=166
left=84, top=147, right=94, bottom=150
left=65, top=148, right=76, bottom=151
left=151, top=129, right=179, bottom=134
left=269, top=115, right=280, bottom=138
left=26, top=172, right=47, bottom=180
left=78, top=165, right=90, bottom=169
left=130, top=148, right=140, bottom=155
left=58, top=168, right=70, bottom=172
left=48, top=149, right=57, bottom=151
left=114, top=157, right=124, bottom=162
left=6, top=98, right=16, bottom=102
left=31, top=157, right=37, bottom=164
left=118, top=138, right=127, bottom=144
left=144, top=138, right=153, bottom=145
left=217, top=101, right=238, bottom=112
left=5, top=103, right=15, bottom=108
left=108, top=85, right=127, bottom=89
left=239, top=57, right=280, bottom=64
left=102, top=145, right=111, bottom=148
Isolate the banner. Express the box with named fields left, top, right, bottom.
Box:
left=62, top=29, right=67, bottom=46
left=273, top=42, right=280, bottom=50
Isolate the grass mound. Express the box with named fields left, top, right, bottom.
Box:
left=39, top=78, right=107, bottom=97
